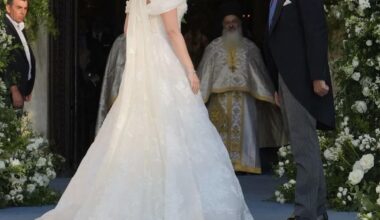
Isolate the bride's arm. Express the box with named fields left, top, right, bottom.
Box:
left=124, top=15, right=129, bottom=34
left=124, top=1, right=130, bottom=34
left=161, top=9, right=200, bottom=94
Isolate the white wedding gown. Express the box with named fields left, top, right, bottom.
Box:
left=37, top=0, right=254, bottom=219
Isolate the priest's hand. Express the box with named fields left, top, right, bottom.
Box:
left=313, top=80, right=329, bottom=97
left=274, top=92, right=281, bottom=107
left=187, top=70, right=200, bottom=94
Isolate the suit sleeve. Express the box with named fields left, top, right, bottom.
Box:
left=263, top=40, right=279, bottom=91
left=296, top=0, right=329, bottom=81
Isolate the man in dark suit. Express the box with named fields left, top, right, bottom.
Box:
left=3, top=0, right=35, bottom=109
left=264, top=0, right=335, bottom=219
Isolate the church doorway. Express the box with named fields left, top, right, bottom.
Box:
left=48, top=0, right=270, bottom=174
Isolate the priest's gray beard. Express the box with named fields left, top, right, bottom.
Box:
left=222, top=26, right=243, bottom=48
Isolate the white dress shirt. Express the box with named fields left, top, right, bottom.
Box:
left=6, top=14, right=32, bottom=80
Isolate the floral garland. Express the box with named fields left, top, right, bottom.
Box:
left=0, top=4, right=64, bottom=208
left=273, top=0, right=380, bottom=219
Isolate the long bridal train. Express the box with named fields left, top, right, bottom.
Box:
left=37, top=0, right=254, bottom=219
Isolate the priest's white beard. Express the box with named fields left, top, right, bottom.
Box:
left=222, top=26, right=243, bottom=48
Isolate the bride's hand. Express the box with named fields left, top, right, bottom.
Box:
left=187, top=70, right=200, bottom=94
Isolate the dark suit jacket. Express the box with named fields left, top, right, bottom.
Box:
left=263, top=0, right=335, bottom=130
left=2, top=16, right=36, bottom=97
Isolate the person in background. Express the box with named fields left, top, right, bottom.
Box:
left=95, top=34, right=126, bottom=134
left=184, top=15, right=209, bottom=69
left=198, top=1, right=287, bottom=174
left=2, top=0, right=35, bottom=111
left=264, top=0, right=335, bottom=219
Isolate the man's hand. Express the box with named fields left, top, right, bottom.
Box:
left=274, top=92, right=281, bottom=107
left=10, top=86, right=24, bottom=108
left=313, top=80, right=330, bottom=97
left=187, top=71, right=200, bottom=94
left=24, top=94, right=32, bottom=102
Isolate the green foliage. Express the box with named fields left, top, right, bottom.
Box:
left=25, top=0, right=57, bottom=40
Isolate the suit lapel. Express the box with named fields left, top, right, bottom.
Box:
left=269, top=0, right=285, bottom=35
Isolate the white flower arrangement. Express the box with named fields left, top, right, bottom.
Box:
left=0, top=62, right=64, bottom=207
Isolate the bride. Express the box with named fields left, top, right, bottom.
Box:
left=37, top=0, right=254, bottom=219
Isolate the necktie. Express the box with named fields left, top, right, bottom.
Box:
left=269, top=0, right=278, bottom=28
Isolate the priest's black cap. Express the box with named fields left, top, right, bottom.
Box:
left=219, top=0, right=243, bottom=20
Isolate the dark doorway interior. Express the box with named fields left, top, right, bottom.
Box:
left=75, top=0, right=126, bottom=170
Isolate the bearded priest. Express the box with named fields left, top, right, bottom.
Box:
left=197, top=1, right=287, bottom=174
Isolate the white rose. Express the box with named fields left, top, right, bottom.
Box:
left=361, top=77, right=372, bottom=87
left=359, top=0, right=371, bottom=10
left=46, top=168, right=56, bottom=179
left=10, top=158, right=21, bottom=167
left=352, top=161, right=364, bottom=171
left=289, top=179, right=296, bottom=185
left=376, top=129, right=380, bottom=136
left=362, top=87, right=370, bottom=97
left=352, top=101, right=367, bottom=113
left=16, top=194, right=23, bottom=201
left=355, top=26, right=363, bottom=35
left=279, top=147, right=287, bottom=157
left=27, top=184, right=36, bottom=193
left=283, top=183, right=290, bottom=189
left=324, top=149, right=336, bottom=161
left=337, top=192, right=342, bottom=198
left=41, top=175, right=50, bottom=187
left=36, top=157, right=47, bottom=167
left=352, top=57, right=360, bottom=67
left=359, top=154, right=374, bottom=172
left=277, top=167, right=285, bottom=177
left=376, top=185, right=380, bottom=194
left=366, top=40, right=373, bottom=46
left=348, top=169, right=364, bottom=185
left=377, top=198, right=380, bottom=206
left=9, top=190, right=17, bottom=196
left=352, top=140, right=360, bottom=147
left=275, top=191, right=280, bottom=196
left=0, top=160, right=5, bottom=170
